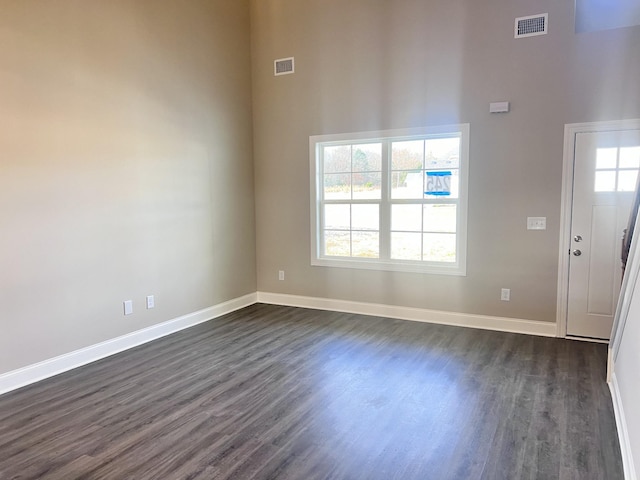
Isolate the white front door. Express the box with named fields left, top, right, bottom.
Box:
left=567, top=129, right=640, bottom=339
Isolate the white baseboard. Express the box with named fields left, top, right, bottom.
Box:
left=256, top=292, right=557, bottom=337
left=0, top=292, right=257, bottom=396
left=610, top=372, right=638, bottom=480
left=0, top=291, right=558, bottom=397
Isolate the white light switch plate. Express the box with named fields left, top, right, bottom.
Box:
left=527, top=217, right=546, bottom=230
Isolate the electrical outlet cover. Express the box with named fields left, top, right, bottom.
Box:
left=124, top=300, right=133, bottom=315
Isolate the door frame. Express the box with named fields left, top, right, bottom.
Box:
left=557, top=119, right=640, bottom=338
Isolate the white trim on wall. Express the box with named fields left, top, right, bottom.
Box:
left=611, top=207, right=640, bottom=366
left=0, top=293, right=258, bottom=396
left=557, top=119, right=640, bottom=338
left=1, top=290, right=560, bottom=397
left=610, top=371, right=638, bottom=480
left=257, top=292, right=557, bottom=337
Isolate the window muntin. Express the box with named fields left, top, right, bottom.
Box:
left=595, top=146, right=640, bottom=192
left=311, top=125, right=469, bottom=275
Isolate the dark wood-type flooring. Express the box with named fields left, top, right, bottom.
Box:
left=0, top=303, right=623, bottom=479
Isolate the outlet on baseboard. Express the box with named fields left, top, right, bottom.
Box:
left=501, top=288, right=511, bottom=301
left=278, top=270, right=285, bottom=281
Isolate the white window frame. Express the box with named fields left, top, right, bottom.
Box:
left=310, top=124, right=469, bottom=276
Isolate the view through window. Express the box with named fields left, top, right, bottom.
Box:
left=310, top=125, right=469, bottom=275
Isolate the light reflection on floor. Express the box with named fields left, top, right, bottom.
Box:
left=310, top=335, right=475, bottom=472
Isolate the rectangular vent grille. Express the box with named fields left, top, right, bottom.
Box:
left=515, top=13, right=548, bottom=38
left=274, top=57, right=294, bottom=76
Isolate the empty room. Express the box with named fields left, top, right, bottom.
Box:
left=1, top=0, right=640, bottom=478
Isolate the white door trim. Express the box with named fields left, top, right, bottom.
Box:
left=557, top=119, right=640, bottom=338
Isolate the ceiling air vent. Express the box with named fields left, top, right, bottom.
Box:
left=514, top=13, right=548, bottom=38
left=274, top=57, right=294, bottom=76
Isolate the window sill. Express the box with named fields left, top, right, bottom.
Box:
left=311, top=257, right=466, bottom=276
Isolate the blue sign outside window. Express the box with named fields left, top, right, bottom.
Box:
left=425, top=171, right=451, bottom=196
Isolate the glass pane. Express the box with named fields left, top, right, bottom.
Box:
left=324, top=173, right=351, bottom=200
left=424, top=169, right=459, bottom=199
left=324, top=146, right=351, bottom=173
left=352, top=143, right=382, bottom=172
left=392, top=140, right=423, bottom=170
left=352, top=204, right=379, bottom=230
left=352, top=231, right=379, bottom=258
left=619, top=147, right=640, bottom=169
left=424, top=171, right=452, bottom=197
left=391, top=232, right=422, bottom=260
left=352, top=172, right=381, bottom=199
left=425, top=137, right=460, bottom=169
left=392, top=204, right=422, bottom=232
left=618, top=170, right=638, bottom=192
left=324, top=231, right=350, bottom=257
left=391, top=171, right=423, bottom=199
left=324, top=204, right=350, bottom=230
left=423, top=233, right=456, bottom=262
left=424, top=204, right=457, bottom=233
left=596, top=148, right=617, bottom=169
left=594, top=171, right=616, bottom=192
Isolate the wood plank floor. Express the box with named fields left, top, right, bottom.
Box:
left=0, top=303, right=623, bottom=479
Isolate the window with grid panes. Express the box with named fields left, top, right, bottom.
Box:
left=310, top=125, right=469, bottom=275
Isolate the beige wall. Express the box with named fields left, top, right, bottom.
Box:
left=251, top=0, right=640, bottom=322
left=2, top=0, right=639, bottom=376
left=0, top=0, right=256, bottom=374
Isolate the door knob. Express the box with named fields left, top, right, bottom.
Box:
left=573, top=249, right=582, bottom=256
left=574, top=235, right=582, bottom=242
